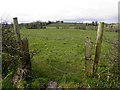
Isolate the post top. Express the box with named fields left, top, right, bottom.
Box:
left=99, top=22, right=104, bottom=24
left=13, top=17, right=17, bottom=19
left=99, top=22, right=104, bottom=27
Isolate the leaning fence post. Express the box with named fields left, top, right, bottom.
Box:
left=12, top=18, right=31, bottom=88
left=13, top=17, right=21, bottom=45
left=85, top=37, right=92, bottom=77
left=92, top=22, right=104, bottom=78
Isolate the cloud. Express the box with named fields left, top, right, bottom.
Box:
left=0, top=0, right=119, bottom=23
left=62, top=15, right=118, bottom=23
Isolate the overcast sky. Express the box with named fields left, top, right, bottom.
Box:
left=0, top=0, right=119, bottom=23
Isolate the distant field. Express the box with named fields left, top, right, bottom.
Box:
left=21, top=28, right=117, bottom=88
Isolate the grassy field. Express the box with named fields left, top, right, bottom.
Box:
left=21, top=28, right=117, bottom=88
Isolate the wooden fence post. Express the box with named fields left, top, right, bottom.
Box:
left=12, top=18, right=31, bottom=88
left=13, top=17, right=21, bottom=45
left=20, top=38, right=31, bottom=70
left=85, top=37, right=92, bottom=77
left=92, top=22, right=104, bottom=78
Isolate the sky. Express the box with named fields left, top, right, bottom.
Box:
left=0, top=0, right=119, bottom=23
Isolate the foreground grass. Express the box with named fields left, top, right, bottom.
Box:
left=21, top=28, right=117, bottom=88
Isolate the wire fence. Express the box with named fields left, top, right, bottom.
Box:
left=2, top=34, right=118, bottom=77
left=4, top=42, right=83, bottom=75
left=2, top=22, right=118, bottom=79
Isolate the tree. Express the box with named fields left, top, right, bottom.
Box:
left=61, top=21, right=64, bottom=23
left=92, top=21, right=95, bottom=26
left=95, top=21, right=98, bottom=26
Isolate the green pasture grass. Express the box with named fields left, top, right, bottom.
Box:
left=21, top=28, right=117, bottom=88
